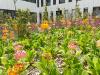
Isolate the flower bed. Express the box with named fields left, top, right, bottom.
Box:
left=0, top=21, right=100, bottom=75
left=0, top=9, right=100, bottom=75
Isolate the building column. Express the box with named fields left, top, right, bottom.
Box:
left=48, top=11, right=51, bottom=20
left=80, top=8, right=84, bottom=18
left=39, top=0, right=41, bottom=7
left=53, top=11, right=56, bottom=21
left=51, top=0, right=53, bottom=5
left=37, top=12, right=40, bottom=24
left=43, top=0, right=46, bottom=6
left=88, top=7, right=93, bottom=16
left=56, top=0, right=59, bottom=5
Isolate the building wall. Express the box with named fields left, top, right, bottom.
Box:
left=37, top=0, right=100, bottom=23
left=0, top=0, right=100, bottom=24
left=0, top=0, right=37, bottom=12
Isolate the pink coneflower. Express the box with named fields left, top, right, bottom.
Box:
left=14, top=50, right=26, bottom=60
left=68, top=41, right=77, bottom=50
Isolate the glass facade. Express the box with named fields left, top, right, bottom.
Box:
left=41, top=0, right=43, bottom=7
left=46, top=0, right=51, bottom=6
left=37, top=0, right=39, bottom=7
left=23, top=0, right=36, bottom=3
left=69, top=0, right=72, bottom=2
left=59, top=0, right=65, bottom=4
left=53, top=0, right=56, bottom=5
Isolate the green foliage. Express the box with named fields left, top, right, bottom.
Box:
left=43, top=6, right=48, bottom=21
left=75, top=5, right=82, bottom=19
left=0, top=21, right=100, bottom=74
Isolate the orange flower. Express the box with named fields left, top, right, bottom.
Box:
left=41, top=21, right=49, bottom=30
left=10, top=31, right=15, bottom=40
left=66, top=20, right=72, bottom=26
left=13, top=63, right=24, bottom=73
left=7, top=68, right=17, bottom=75
left=2, top=35, right=7, bottom=41
left=2, top=27, right=9, bottom=33
left=2, top=27, right=8, bottom=41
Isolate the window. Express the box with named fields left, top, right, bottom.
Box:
left=59, top=0, right=65, bottom=4
left=23, top=0, right=36, bottom=3
left=69, top=0, right=72, bottom=2
left=41, top=0, right=43, bottom=7
left=53, top=0, right=56, bottom=5
left=39, top=13, right=42, bottom=23
left=83, top=8, right=88, bottom=18
left=50, top=11, right=53, bottom=21
left=46, top=0, right=51, bottom=6
left=93, top=7, right=100, bottom=16
left=64, top=10, right=68, bottom=19
left=37, top=0, right=39, bottom=7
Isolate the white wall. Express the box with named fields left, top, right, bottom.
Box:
left=0, top=0, right=15, bottom=10
left=36, top=0, right=100, bottom=23
left=0, top=0, right=37, bottom=12
left=0, top=0, right=100, bottom=23
left=16, top=0, right=38, bottom=12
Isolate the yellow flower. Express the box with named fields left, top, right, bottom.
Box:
left=96, top=40, right=100, bottom=48
left=82, top=19, right=88, bottom=24
left=41, top=21, right=49, bottom=30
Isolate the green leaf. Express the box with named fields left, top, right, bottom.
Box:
left=82, top=70, right=89, bottom=75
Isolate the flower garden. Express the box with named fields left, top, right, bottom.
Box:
left=0, top=9, right=100, bottom=75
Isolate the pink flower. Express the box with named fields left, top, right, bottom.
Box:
left=68, top=42, right=77, bottom=50
left=13, top=43, right=23, bottom=51
left=14, top=50, right=26, bottom=60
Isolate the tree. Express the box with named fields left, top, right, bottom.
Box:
left=43, top=6, right=48, bottom=21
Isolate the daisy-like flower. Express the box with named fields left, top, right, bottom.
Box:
left=14, top=50, right=26, bottom=60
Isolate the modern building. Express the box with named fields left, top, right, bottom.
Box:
left=0, top=0, right=100, bottom=23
